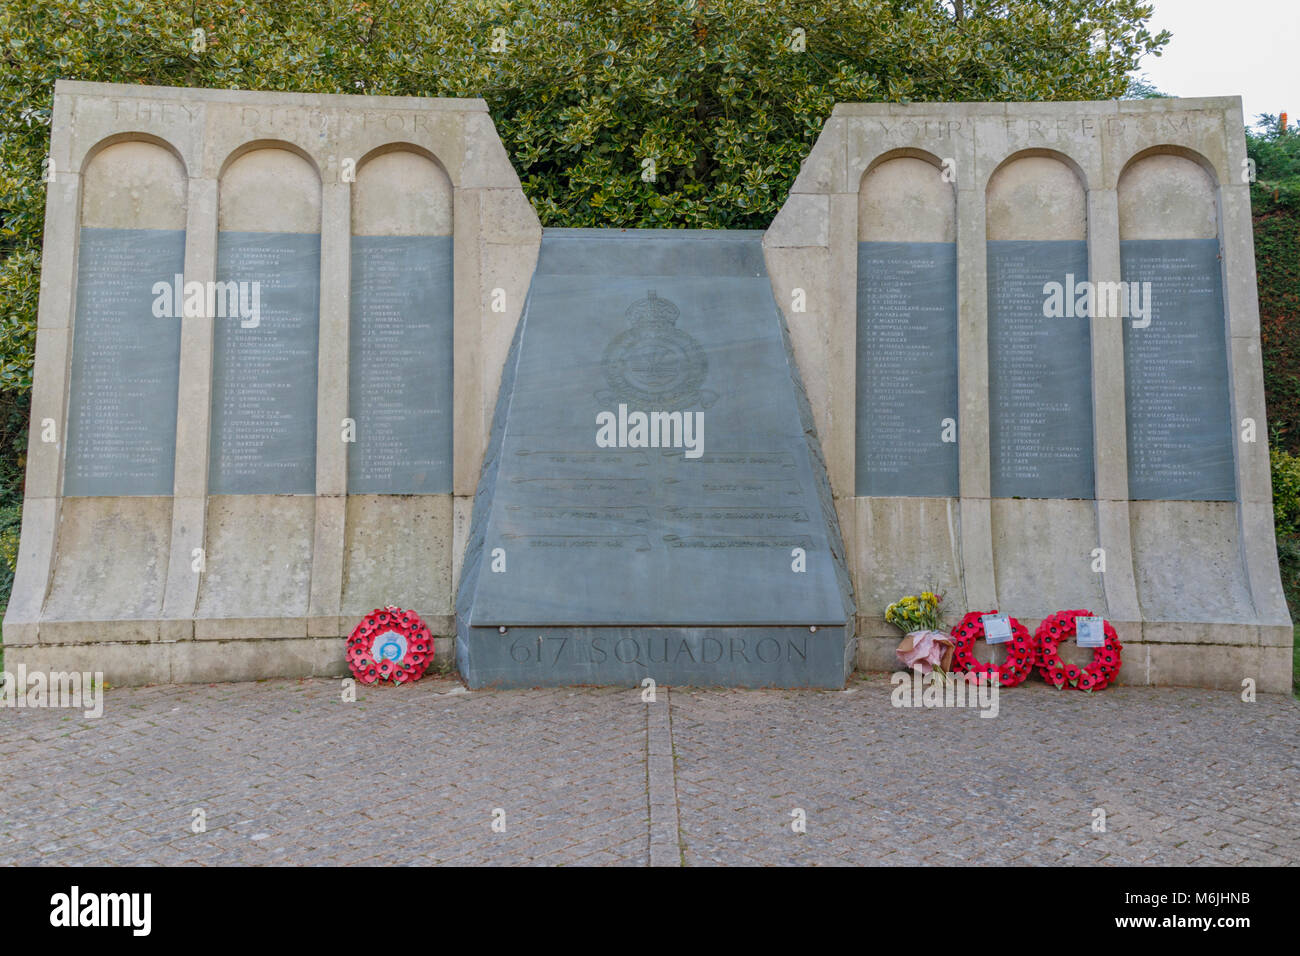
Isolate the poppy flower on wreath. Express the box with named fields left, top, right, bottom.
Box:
left=947, top=610, right=1037, bottom=687
left=347, top=606, right=436, bottom=685
left=1033, top=610, right=1123, bottom=692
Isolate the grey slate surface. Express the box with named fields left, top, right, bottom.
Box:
left=209, top=230, right=321, bottom=494
left=987, top=239, right=1095, bottom=499
left=856, top=240, right=960, bottom=497
left=457, top=229, right=855, bottom=688
left=64, top=227, right=185, bottom=496
left=347, top=235, right=453, bottom=494
left=1121, top=238, right=1235, bottom=501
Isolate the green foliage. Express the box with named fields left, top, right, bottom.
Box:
left=0, top=250, right=39, bottom=393
left=0, top=0, right=1168, bottom=377
left=474, top=0, right=1168, bottom=228
left=1252, top=121, right=1300, bottom=458
left=1258, top=208, right=1300, bottom=450
left=0, top=392, right=26, bottom=618
left=1248, top=116, right=1300, bottom=213
left=1122, top=73, right=1168, bottom=99
left=1271, top=445, right=1300, bottom=539
left=1275, top=530, right=1300, bottom=695
left=1245, top=122, right=1300, bottom=688
left=0, top=0, right=1168, bottom=617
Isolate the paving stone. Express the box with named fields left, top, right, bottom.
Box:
left=1, top=673, right=1297, bottom=865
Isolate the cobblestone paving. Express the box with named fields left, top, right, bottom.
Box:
left=1, top=673, right=1297, bottom=865
left=674, top=675, right=1300, bottom=866
left=0, top=679, right=647, bottom=866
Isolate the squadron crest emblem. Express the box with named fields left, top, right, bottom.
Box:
left=599, top=290, right=715, bottom=408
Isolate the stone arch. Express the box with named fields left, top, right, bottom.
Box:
left=986, top=150, right=1087, bottom=241
left=219, top=144, right=321, bottom=232
left=81, top=136, right=187, bottom=230
left=1118, top=148, right=1219, bottom=240
left=352, top=145, right=452, bottom=236
left=858, top=151, right=955, bottom=242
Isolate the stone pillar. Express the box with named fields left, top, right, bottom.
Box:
left=1086, top=185, right=1141, bottom=630
left=955, top=179, right=996, bottom=610
left=307, top=181, right=351, bottom=638
left=160, top=176, right=218, bottom=638
left=4, top=171, right=80, bottom=646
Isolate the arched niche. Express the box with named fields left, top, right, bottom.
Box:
left=850, top=153, right=964, bottom=638
left=854, top=154, right=959, bottom=498
left=81, top=138, right=188, bottom=230
left=984, top=152, right=1102, bottom=619
left=859, top=154, right=956, bottom=243
left=986, top=153, right=1087, bottom=242
left=219, top=145, right=321, bottom=234
left=352, top=146, right=452, bottom=237
left=1119, top=151, right=1218, bottom=241
left=343, top=147, right=456, bottom=615
left=1118, top=149, right=1234, bottom=503
left=64, top=138, right=188, bottom=497
left=50, top=137, right=188, bottom=646
left=984, top=152, right=1094, bottom=500
left=209, top=146, right=322, bottom=495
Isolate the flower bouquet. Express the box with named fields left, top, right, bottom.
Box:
left=886, top=590, right=953, bottom=676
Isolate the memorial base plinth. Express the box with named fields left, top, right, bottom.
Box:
left=1, top=636, right=345, bottom=686
left=456, top=623, right=856, bottom=689
left=0, top=632, right=457, bottom=687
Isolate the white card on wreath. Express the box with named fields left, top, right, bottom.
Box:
left=1076, top=616, right=1106, bottom=648
left=982, top=613, right=1012, bottom=644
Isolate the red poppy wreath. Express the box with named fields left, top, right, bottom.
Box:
left=949, top=610, right=1036, bottom=687
left=1035, top=609, right=1122, bottom=692
left=347, top=606, right=435, bottom=685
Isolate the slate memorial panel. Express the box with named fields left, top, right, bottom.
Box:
left=856, top=241, right=960, bottom=497
left=209, top=231, right=321, bottom=494
left=64, top=227, right=185, bottom=496
left=1121, top=238, right=1235, bottom=500
left=347, top=235, right=453, bottom=494
left=468, top=232, right=849, bottom=628
left=987, top=239, right=1095, bottom=499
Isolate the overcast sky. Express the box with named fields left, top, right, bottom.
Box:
left=1138, top=0, right=1297, bottom=127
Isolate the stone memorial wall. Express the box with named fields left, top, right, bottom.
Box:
left=5, top=87, right=1291, bottom=692
left=766, top=98, right=1291, bottom=692
left=4, top=82, right=540, bottom=682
